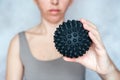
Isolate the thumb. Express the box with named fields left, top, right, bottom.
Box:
left=63, top=56, right=88, bottom=68
left=74, top=56, right=89, bottom=66
left=63, top=57, right=76, bottom=62
left=75, top=57, right=84, bottom=63
left=63, top=56, right=84, bottom=64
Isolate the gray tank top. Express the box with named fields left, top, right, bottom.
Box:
left=19, top=31, right=86, bottom=80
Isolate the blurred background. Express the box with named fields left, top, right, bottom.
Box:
left=0, top=0, right=120, bottom=80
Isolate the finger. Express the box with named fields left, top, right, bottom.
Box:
left=63, top=56, right=86, bottom=65
left=80, top=18, right=97, bottom=29
left=89, top=32, right=106, bottom=56
left=80, top=19, right=97, bottom=32
left=63, top=57, right=76, bottom=62
left=74, top=54, right=91, bottom=67
left=83, top=23, right=101, bottom=41
left=88, top=32, right=102, bottom=49
left=80, top=18, right=101, bottom=41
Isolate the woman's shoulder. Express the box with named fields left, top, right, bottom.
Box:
left=9, top=24, right=41, bottom=48
left=7, top=34, right=20, bottom=63
left=10, top=30, right=21, bottom=43
left=10, top=24, right=40, bottom=45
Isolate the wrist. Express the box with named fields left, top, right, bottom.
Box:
left=99, top=65, right=120, bottom=80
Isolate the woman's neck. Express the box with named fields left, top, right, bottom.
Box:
left=39, top=18, right=64, bottom=36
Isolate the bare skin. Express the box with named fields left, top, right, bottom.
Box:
left=6, top=0, right=120, bottom=80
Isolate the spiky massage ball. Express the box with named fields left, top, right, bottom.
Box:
left=54, top=20, right=92, bottom=58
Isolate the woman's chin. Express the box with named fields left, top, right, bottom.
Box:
left=46, top=16, right=64, bottom=24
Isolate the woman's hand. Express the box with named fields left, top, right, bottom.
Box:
left=63, top=19, right=120, bottom=80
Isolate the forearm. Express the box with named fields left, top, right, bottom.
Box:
left=99, top=65, right=120, bottom=80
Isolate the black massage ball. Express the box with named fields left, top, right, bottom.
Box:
left=54, top=20, right=92, bottom=58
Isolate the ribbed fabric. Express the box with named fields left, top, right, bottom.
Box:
left=19, top=31, right=86, bottom=80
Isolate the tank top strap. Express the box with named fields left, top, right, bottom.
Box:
left=19, top=31, right=29, bottom=53
left=18, top=31, right=31, bottom=63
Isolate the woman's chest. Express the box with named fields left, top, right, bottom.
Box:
left=28, top=36, right=62, bottom=60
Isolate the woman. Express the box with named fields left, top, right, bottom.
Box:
left=6, top=0, right=120, bottom=80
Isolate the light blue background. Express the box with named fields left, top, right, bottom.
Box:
left=0, top=0, right=120, bottom=80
